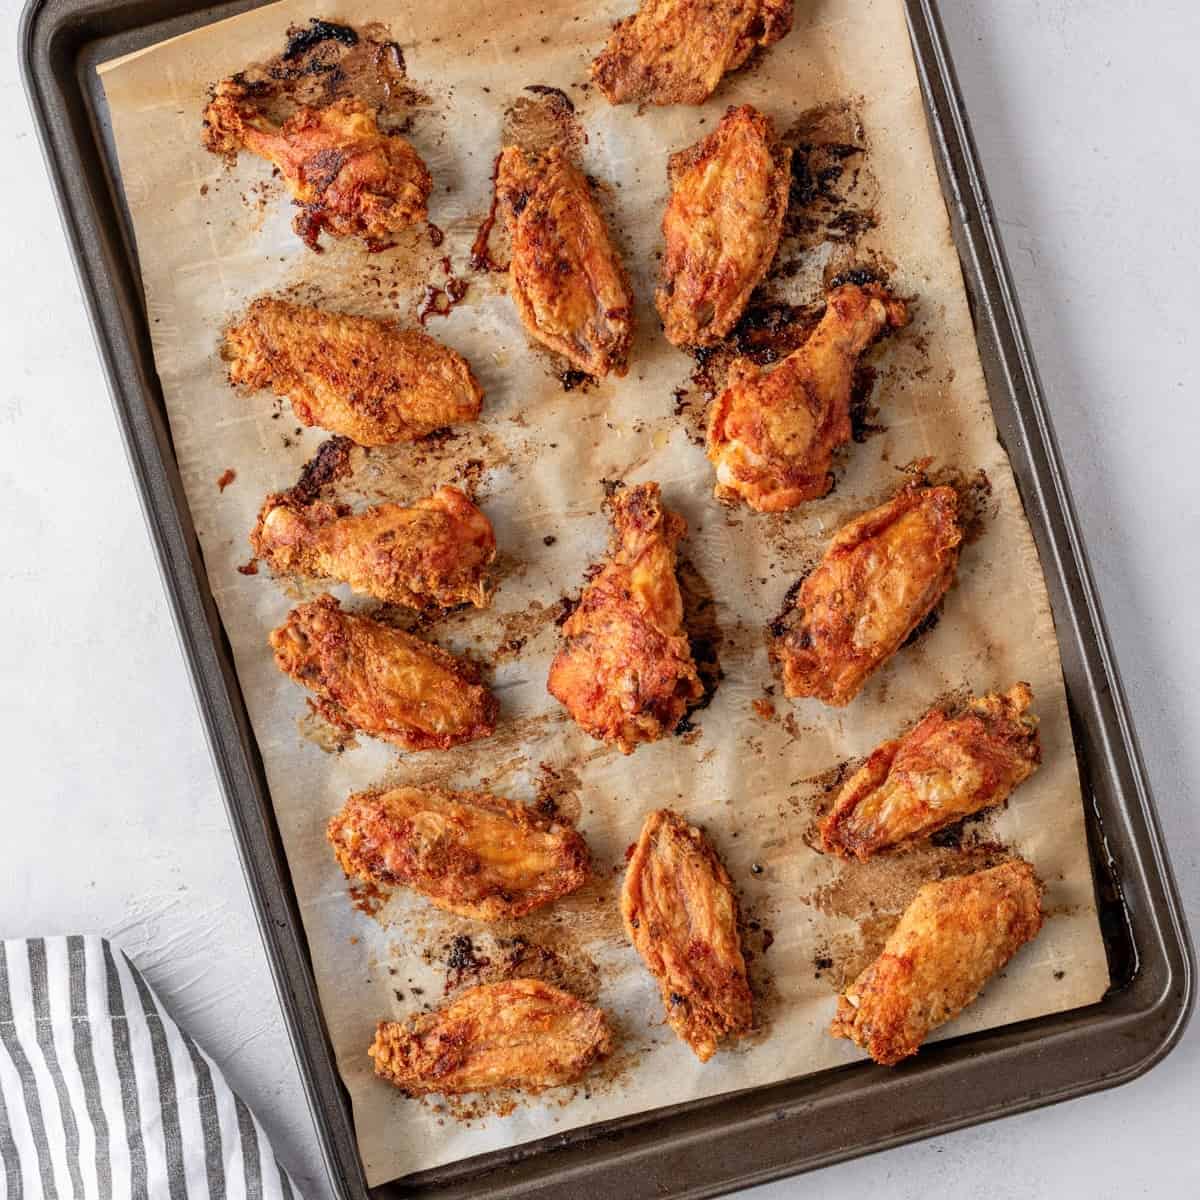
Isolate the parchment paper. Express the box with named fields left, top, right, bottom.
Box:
left=98, top=0, right=1110, bottom=1184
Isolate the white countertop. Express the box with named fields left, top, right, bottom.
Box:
left=3, top=1, right=1196, bottom=1195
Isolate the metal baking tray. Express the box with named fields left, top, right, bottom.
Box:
left=20, top=1, right=1194, bottom=1195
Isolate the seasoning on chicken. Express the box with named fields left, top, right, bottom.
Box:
left=251, top=484, right=495, bottom=611
left=621, top=809, right=752, bottom=1062
left=496, top=145, right=634, bottom=378
left=370, top=979, right=612, bottom=1096
left=770, top=481, right=963, bottom=706
left=706, top=282, right=909, bottom=512
left=202, top=79, right=431, bottom=249
left=225, top=298, right=483, bottom=446
left=592, top=0, right=795, bottom=107
left=657, top=105, right=792, bottom=348
left=327, top=785, right=590, bottom=920
left=269, top=594, right=496, bottom=750
left=821, top=684, right=1041, bottom=860
left=547, top=483, right=703, bottom=753
left=830, top=860, right=1044, bottom=1065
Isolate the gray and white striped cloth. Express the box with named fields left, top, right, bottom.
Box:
left=0, top=937, right=300, bottom=1199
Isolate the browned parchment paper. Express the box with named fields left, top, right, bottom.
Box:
left=98, top=0, right=1109, bottom=1184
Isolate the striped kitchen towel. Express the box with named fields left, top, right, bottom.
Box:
left=0, top=936, right=300, bottom=1199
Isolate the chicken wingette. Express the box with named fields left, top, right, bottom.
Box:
left=547, top=483, right=703, bottom=753
left=830, top=860, right=1044, bottom=1065
left=706, top=282, right=909, bottom=512
left=225, top=298, right=483, bottom=446
left=327, top=785, right=590, bottom=920
left=370, top=979, right=612, bottom=1096
left=270, top=595, right=496, bottom=750
left=622, top=809, right=752, bottom=1062
left=496, top=145, right=634, bottom=378
left=592, top=0, right=795, bottom=107
left=202, top=80, right=431, bottom=249
left=251, top=484, right=495, bottom=610
left=821, top=684, right=1041, bottom=860
left=770, top=481, right=963, bottom=706
left=658, top=105, right=792, bottom=348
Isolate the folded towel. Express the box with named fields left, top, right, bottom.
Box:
left=0, top=936, right=300, bottom=1199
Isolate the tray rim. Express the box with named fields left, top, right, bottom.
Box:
left=18, top=0, right=1194, bottom=1196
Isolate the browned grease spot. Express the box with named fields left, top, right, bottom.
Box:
left=216, top=468, right=236, bottom=491
left=534, top=760, right=584, bottom=826
left=492, top=599, right=556, bottom=662
left=297, top=707, right=358, bottom=753
left=501, top=86, right=585, bottom=160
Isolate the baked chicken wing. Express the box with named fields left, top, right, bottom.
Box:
left=658, top=105, right=792, bottom=347
left=770, top=481, right=963, bottom=705
left=821, top=684, right=1041, bottom=860
left=327, top=785, right=590, bottom=920
left=251, top=484, right=495, bottom=611
left=830, top=859, right=1044, bottom=1065
left=202, top=80, right=431, bottom=249
left=706, top=283, right=909, bottom=511
left=270, top=594, right=497, bottom=750
left=496, top=146, right=634, bottom=378
left=592, top=0, right=794, bottom=107
left=547, top=483, right=703, bottom=753
left=370, top=979, right=612, bottom=1096
left=622, top=809, right=752, bottom=1061
left=226, top=298, right=483, bottom=446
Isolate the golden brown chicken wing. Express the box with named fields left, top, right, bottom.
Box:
left=547, top=484, right=703, bottom=753
left=496, top=145, right=634, bottom=378
left=592, top=0, right=794, bottom=106
left=370, top=979, right=612, bottom=1096
left=821, top=684, right=1041, bottom=860
left=657, top=105, right=792, bottom=347
left=622, top=810, right=752, bottom=1062
left=706, top=283, right=909, bottom=512
left=830, top=860, right=1044, bottom=1065
left=327, top=785, right=590, bottom=920
left=770, top=481, right=963, bottom=705
left=202, top=80, right=431, bottom=249
left=225, top=298, right=483, bottom=446
left=269, top=594, right=496, bottom=750
left=251, top=484, right=495, bottom=611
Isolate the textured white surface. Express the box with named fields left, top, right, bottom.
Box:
left=2, top=2, right=1196, bottom=1197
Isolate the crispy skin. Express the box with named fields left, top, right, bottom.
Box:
left=658, top=105, right=792, bottom=347
left=707, top=283, right=909, bottom=511
left=251, top=485, right=495, bottom=610
left=592, top=0, right=794, bottom=106
left=269, top=594, right=496, bottom=750
left=328, top=786, right=589, bottom=920
left=831, top=860, right=1044, bottom=1065
left=225, top=298, right=483, bottom=446
left=370, top=979, right=612, bottom=1096
left=202, top=81, right=431, bottom=249
left=771, top=482, right=963, bottom=705
left=621, top=810, right=752, bottom=1062
left=496, top=146, right=634, bottom=378
left=821, top=684, right=1041, bottom=860
left=548, top=484, right=703, bottom=754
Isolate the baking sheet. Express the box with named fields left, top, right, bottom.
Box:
left=97, top=0, right=1110, bottom=1185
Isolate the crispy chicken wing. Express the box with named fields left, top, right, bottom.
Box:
left=548, top=484, right=703, bottom=753
left=770, top=481, right=963, bottom=705
left=202, top=80, right=431, bottom=249
left=830, top=860, right=1044, bottom=1065
left=821, top=684, right=1041, bottom=860
left=622, top=810, right=752, bottom=1061
left=251, top=484, right=495, bottom=610
left=706, top=283, right=909, bottom=511
left=657, top=105, right=792, bottom=347
left=226, top=298, right=482, bottom=446
left=592, top=0, right=794, bottom=106
left=269, top=594, right=496, bottom=750
left=496, top=146, right=634, bottom=378
left=370, top=979, right=612, bottom=1096
left=327, top=785, right=590, bottom=920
